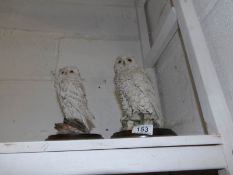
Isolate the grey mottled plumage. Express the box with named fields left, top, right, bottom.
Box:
left=114, top=56, right=163, bottom=130
left=54, top=66, right=95, bottom=134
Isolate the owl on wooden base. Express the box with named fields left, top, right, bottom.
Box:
left=114, top=56, right=163, bottom=131
left=53, top=66, right=95, bottom=134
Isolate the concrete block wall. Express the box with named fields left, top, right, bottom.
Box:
left=0, top=0, right=142, bottom=141
left=2, top=0, right=230, bottom=141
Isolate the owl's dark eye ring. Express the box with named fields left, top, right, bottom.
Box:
left=118, top=60, right=122, bottom=64
left=70, top=70, right=74, bottom=73
left=61, top=71, right=65, bottom=74
left=127, top=58, right=132, bottom=62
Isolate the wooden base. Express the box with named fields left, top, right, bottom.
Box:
left=46, top=133, right=104, bottom=141
left=111, top=128, right=177, bottom=138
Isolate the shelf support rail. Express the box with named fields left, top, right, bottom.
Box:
left=173, top=1, right=233, bottom=174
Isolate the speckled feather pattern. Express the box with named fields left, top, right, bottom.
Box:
left=114, top=56, right=163, bottom=130
left=54, top=66, right=95, bottom=133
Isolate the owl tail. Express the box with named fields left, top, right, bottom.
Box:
left=83, top=111, right=95, bottom=132
left=153, top=106, right=164, bottom=128
left=64, top=118, right=89, bottom=133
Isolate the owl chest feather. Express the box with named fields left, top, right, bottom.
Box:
left=58, top=78, right=87, bottom=109
left=115, top=69, right=154, bottom=114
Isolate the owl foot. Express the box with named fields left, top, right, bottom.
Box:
left=121, top=119, right=141, bottom=130
left=126, top=113, right=160, bottom=129
left=126, top=120, right=135, bottom=130
left=143, top=114, right=163, bottom=128
left=143, top=116, right=154, bottom=126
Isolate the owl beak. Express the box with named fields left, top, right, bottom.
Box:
left=123, top=61, right=126, bottom=66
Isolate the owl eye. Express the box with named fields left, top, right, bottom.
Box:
left=70, top=70, right=74, bottom=73
left=61, top=71, right=65, bottom=74
left=127, top=58, right=132, bottom=62
left=118, top=60, right=122, bottom=64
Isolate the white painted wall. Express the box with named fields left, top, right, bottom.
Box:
left=146, top=0, right=205, bottom=134
left=155, top=32, right=204, bottom=135
left=0, top=0, right=141, bottom=141
left=0, top=0, right=138, bottom=39
left=146, top=0, right=171, bottom=45
left=193, top=0, right=233, bottom=122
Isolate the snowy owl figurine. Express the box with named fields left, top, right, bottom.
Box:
left=53, top=66, right=95, bottom=134
left=114, top=56, right=163, bottom=131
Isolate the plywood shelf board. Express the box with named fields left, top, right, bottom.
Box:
left=0, top=135, right=222, bottom=154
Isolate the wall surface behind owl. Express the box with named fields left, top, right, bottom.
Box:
left=146, top=0, right=206, bottom=135
left=155, top=31, right=205, bottom=135
left=146, top=0, right=233, bottom=134
left=0, top=0, right=143, bottom=141
left=192, top=0, right=233, bottom=126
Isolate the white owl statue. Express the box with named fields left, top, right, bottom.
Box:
left=53, top=66, right=95, bottom=134
left=114, top=56, right=164, bottom=131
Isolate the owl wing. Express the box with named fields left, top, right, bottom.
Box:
left=56, top=79, right=94, bottom=131
left=115, top=76, right=131, bottom=117
left=54, top=77, right=68, bottom=109
left=129, top=69, right=162, bottom=121
left=67, top=81, right=95, bottom=130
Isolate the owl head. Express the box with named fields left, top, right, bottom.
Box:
left=114, top=56, right=138, bottom=74
left=57, top=66, right=81, bottom=80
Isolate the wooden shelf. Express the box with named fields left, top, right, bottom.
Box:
left=0, top=135, right=226, bottom=174
left=0, top=135, right=222, bottom=153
